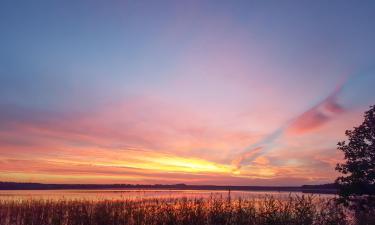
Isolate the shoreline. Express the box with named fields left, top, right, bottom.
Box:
left=0, top=182, right=337, bottom=194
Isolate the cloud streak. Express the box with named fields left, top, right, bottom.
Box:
left=233, top=77, right=348, bottom=169
left=287, top=84, right=344, bottom=134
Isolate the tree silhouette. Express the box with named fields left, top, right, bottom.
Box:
left=335, top=105, right=375, bottom=210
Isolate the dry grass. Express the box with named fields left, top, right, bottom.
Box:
left=0, top=195, right=357, bottom=225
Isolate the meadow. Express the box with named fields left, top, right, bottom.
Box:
left=0, top=194, right=357, bottom=225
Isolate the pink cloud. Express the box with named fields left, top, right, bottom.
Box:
left=232, top=78, right=349, bottom=169
left=287, top=92, right=344, bottom=134
left=0, top=97, right=261, bottom=165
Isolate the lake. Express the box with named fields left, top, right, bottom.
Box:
left=0, top=189, right=335, bottom=201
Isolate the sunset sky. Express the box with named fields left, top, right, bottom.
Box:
left=1, top=1, right=375, bottom=186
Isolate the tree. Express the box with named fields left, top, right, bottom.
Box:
left=335, top=105, right=375, bottom=210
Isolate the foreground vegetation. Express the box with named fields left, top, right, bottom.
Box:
left=1, top=195, right=373, bottom=225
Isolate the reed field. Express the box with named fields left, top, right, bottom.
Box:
left=1, top=194, right=368, bottom=225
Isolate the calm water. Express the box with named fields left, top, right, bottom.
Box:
left=0, top=189, right=335, bottom=201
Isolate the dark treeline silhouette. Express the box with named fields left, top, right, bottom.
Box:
left=0, top=181, right=337, bottom=194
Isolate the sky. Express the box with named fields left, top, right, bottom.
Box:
left=0, top=0, right=375, bottom=186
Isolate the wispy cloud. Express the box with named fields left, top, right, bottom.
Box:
left=287, top=85, right=344, bottom=134
left=232, top=77, right=349, bottom=169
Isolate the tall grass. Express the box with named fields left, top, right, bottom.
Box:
left=0, top=195, right=363, bottom=225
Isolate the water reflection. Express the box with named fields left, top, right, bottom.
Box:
left=0, top=189, right=335, bottom=201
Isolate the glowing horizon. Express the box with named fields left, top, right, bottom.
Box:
left=1, top=1, right=375, bottom=185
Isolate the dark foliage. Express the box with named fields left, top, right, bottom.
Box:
left=335, top=105, right=375, bottom=211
